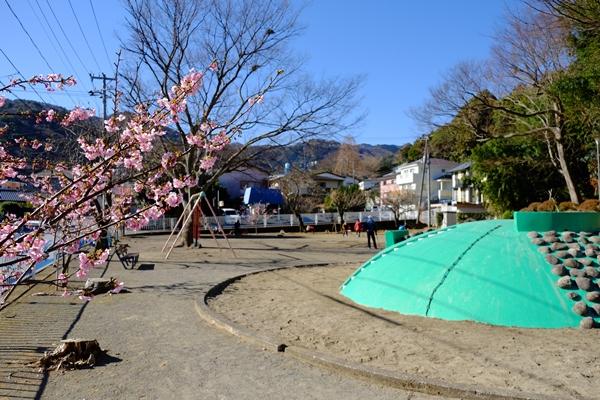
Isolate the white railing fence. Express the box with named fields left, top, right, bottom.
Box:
left=123, top=210, right=419, bottom=235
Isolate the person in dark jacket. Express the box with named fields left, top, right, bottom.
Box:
left=365, top=216, right=377, bottom=249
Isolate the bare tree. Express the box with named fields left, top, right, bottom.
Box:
left=383, top=189, right=417, bottom=227
left=325, top=185, right=365, bottom=228
left=415, top=7, right=582, bottom=203
left=332, top=135, right=361, bottom=178
left=531, top=0, right=600, bottom=33
left=121, top=0, right=361, bottom=244
left=273, top=169, right=322, bottom=232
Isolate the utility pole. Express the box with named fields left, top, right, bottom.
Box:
left=89, top=73, right=116, bottom=131
left=89, top=73, right=116, bottom=215
left=426, top=144, right=431, bottom=227
left=416, top=136, right=428, bottom=225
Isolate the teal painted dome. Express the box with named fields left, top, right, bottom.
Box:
left=341, top=218, right=600, bottom=329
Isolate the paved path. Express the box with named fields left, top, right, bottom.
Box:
left=3, top=234, right=444, bottom=399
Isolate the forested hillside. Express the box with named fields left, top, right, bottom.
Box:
left=0, top=99, right=400, bottom=176
left=399, top=0, right=600, bottom=213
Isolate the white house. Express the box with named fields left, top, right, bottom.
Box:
left=449, top=162, right=483, bottom=205
left=437, top=162, right=486, bottom=227
left=393, top=158, right=459, bottom=203
left=269, top=171, right=357, bottom=196
left=313, top=172, right=347, bottom=190
left=433, top=171, right=453, bottom=204
left=358, top=178, right=377, bottom=191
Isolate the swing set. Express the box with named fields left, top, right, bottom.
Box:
left=161, top=192, right=236, bottom=259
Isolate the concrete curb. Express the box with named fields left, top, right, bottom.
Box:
left=195, top=265, right=566, bottom=400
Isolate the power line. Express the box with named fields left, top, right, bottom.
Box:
left=25, top=2, right=65, bottom=67
left=4, top=0, right=54, bottom=72
left=67, top=0, right=101, bottom=71
left=9, top=88, right=97, bottom=97
left=3, top=0, right=80, bottom=108
left=23, top=0, right=78, bottom=108
left=32, top=0, right=97, bottom=109
left=31, top=0, right=80, bottom=80
left=89, top=0, right=112, bottom=66
left=44, top=0, right=92, bottom=76
left=0, top=48, right=51, bottom=107
left=0, top=78, right=38, bottom=111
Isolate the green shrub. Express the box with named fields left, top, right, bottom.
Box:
left=501, top=210, right=513, bottom=219
left=0, top=201, right=33, bottom=218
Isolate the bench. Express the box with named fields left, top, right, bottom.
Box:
left=115, top=244, right=139, bottom=270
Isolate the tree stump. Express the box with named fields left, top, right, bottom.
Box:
left=32, top=339, right=106, bottom=371
left=84, top=278, right=118, bottom=295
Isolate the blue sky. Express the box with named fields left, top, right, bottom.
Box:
left=0, top=0, right=515, bottom=146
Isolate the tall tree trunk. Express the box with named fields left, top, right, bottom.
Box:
left=555, top=140, right=580, bottom=204
left=183, top=216, right=194, bottom=247
left=393, top=211, right=400, bottom=228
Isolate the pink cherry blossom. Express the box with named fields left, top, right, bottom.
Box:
left=165, top=192, right=182, bottom=207
left=0, top=96, right=5, bottom=107
left=161, top=152, right=176, bottom=169
left=76, top=253, right=94, bottom=278
left=200, top=156, right=217, bottom=171
left=0, top=67, right=235, bottom=302
left=45, top=109, right=56, bottom=122
left=110, top=281, right=125, bottom=294
left=61, top=107, right=95, bottom=127
left=172, top=178, right=185, bottom=189
left=57, top=273, right=68, bottom=285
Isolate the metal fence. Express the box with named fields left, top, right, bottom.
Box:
left=123, top=210, right=419, bottom=235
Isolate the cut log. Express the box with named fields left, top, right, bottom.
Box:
left=84, top=278, right=113, bottom=295
left=31, top=339, right=106, bottom=371
left=84, top=277, right=122, bottom=295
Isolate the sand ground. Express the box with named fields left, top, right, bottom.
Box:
left=1, top=232, right=443, bottom=400
left=211, top=264, right=600, bottom=400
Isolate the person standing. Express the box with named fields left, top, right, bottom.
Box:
left=354, top=219, right=362, bottom=237
left=365, top=216, right=377, bottom=249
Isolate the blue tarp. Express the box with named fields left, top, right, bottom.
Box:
left=243, top=187, right=284, bottom=205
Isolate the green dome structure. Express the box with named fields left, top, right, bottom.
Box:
left=341, top=214, right=600, bottom=329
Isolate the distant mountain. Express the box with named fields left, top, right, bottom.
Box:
left=0, top=99, right=400, bottom=170
left=0, top=99, right=102, bottom=163
left=251, top=139, right=400, bottom=173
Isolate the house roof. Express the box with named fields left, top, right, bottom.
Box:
left=0, top=190, right=29, bottom=202
left=313, top=172, right=345, bottom=181
left=432, top=172, right=452, bottom=180
left=375, top=171, right=397, bottom=181
left=395, top=158, right=458, bottom=171
left=448, top=161, right=472, bottom=173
